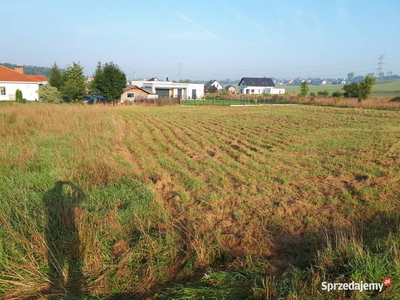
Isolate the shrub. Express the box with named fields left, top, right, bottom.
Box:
left=38, top=85, right=63, bottom=103
left=317, top=91, right=330, bottom=96
left=309, top=92, right=316, bottom=96
left=390, top=96, right=400, bottom=102
left=332, top=91, right=343, bottom=97
left=15, top=89, right=24, bottom=103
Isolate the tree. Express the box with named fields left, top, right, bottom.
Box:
left=358, top=76, right=376, bottom=101
left=353, top=75, right=364, bottom=83
left=49, top=63, right=65, bottom=91
left=92, top=62, right=126, bottom=102
left=38, top=85, right=63, bottom=103
left=91, top=62, right=104, bottom=93
left=343, top=76, right=376, bottom=102
left=61, top=62, right=86, bottom=102
left=207, top=86, right=218, bottom=93
left=347, top=72, right=354, bottom=82
left=299, top=81, right=309, bottom=96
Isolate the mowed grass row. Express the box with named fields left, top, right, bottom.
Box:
left=116, top=105, right=400, bottom=298
left=1, top=103, right=399, bottom=299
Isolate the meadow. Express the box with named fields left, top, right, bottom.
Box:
left=280, top=80, right=400, bottom=97
left=0, top=103, right=399, bottom=299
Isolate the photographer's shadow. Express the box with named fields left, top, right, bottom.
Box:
left=43, top=181, right=85, bottom=298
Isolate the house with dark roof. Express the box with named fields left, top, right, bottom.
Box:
left=238, top=77, right=285, bottom=95
left=0, top=65, right=47, bottom=101
left=205, top=80, right=223, bottom=92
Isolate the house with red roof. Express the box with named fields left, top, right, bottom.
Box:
left=120, top=85, right=159, bottom=103
left=0, top=66, right=48, bottom=101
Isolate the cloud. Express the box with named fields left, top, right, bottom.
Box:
left=176, top=13, right=217, bottom=38
left=225, top=4, right=275, bottom=44
left=226, top=4, right=263, bottom=30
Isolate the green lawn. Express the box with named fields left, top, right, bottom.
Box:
left=281, top=80, right=400, bottom=97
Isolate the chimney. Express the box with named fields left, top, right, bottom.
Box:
left=14, top=66, right=24, bottom=74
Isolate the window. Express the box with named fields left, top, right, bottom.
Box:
left=0, top=87, right=5, bottom=95
left=127, top=92, right=135, bottom=98
left=251, top=89, right=254, bottom=93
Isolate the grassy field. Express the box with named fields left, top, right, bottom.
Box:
left=281, top=80, right=400, bottom=97
left=1, top=103, right=399, bottom=299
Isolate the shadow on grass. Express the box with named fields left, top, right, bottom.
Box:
left=43, top=181, right=85, bottom=299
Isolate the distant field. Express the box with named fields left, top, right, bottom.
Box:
left=281, top=80, right=400, bottom=97
left=1, top=104, right=399, bottom=299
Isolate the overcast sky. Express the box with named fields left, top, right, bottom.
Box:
left=3, top=0, right=400, bottom=80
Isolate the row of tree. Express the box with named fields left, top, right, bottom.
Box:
left=299, top=76, right=376, bottom=102
left=0, top=62, right=61, bottom=78
left=39, top=62, right=127, bottom=103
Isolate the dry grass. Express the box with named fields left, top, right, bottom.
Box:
left=1, top=103, right=399, bottom=299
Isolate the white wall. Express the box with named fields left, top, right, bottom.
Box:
left=131, top=81, right=204, bottom=99
left=0, top=82, right=40, bottom=101
left=211, top=81, right=223, bottom=90
left=240, top=86, right=285, bottom=95
left=187, top=83, right=204, bottom=99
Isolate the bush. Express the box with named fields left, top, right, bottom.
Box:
left=332, top=91, right=343, bottom=97
left=309, top=92, right=316, bottom=96
left=390, top=96, right=400, bottom=102
left=38, top=85, right=63, bottom=103
left=318, top=91, right=330, bottom=96
left=15, top=89, right=25, bottom=103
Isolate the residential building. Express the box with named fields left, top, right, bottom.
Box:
left=238, top=77, right=285, bottom=95
left=225, top=85, right=236, bottom=93
left=205, top=80, right=223, bottom=91
left=131, top=80, right=204, bottom=99
left=0, top=65, right=47, bottom=101
left=121, top=85, right=158, bottom=102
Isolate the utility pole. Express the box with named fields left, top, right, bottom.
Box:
left=179, top=63, right=182, bottom=81
left=376, top=54, right=385, bottom=82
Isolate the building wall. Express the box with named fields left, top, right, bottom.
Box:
left=0, top=82, right=40, bottom=101
left=131, top=81, right=204, bottom=99
left=211, top=81, right=223, bottom=90
left=120, top=88, right=150, bottom=102
left=187, top=83, right=204, bottom=99
left=239, top=86, right=285, bottom=95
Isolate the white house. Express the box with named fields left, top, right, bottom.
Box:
left=205, top=80, right=223, bottom=91
left=0, top=66, right=47, bottom=101
left=238, top=77, right=285, bottom=95
left=131, top=80, right=204, bottom=99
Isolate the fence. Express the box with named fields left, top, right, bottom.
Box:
left=180, top=94, right=299, bottom=106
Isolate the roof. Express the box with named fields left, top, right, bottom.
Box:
left=225, top=85, right=236, bottom=89
left=238, top=77, right=275, bottom=87
left=205, top=79, right=219, bottom=86
left=30, top=75, right=48, bottom=82
left=0, top=65, right=46, bottom=83
left=123, top=85, right=151, bottom=94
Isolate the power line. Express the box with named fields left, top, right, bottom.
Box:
left=184, top=59, right=379, bottom=72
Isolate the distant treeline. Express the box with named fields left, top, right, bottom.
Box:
left=0, top=63, right=65, bottom=78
